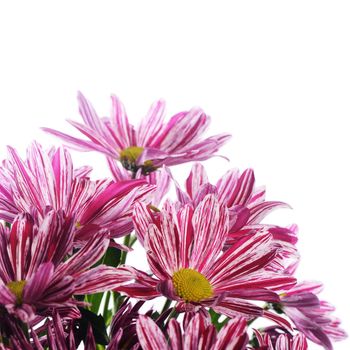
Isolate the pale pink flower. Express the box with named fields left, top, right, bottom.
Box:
left=42, top=92, right=231, bottom=176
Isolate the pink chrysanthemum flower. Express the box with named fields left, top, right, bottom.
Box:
left=136, top=313, right=248, bottom=350
left=42, top=92, right=231, bottom=176
left=172, top=163, right=296, bottom=247
left=0, top=210, right=123, bottom=322
left=277, top=281, right=347, bottom=350
left=117, top=195, right=296, bottom=321
left=0, top=142, right=153, bottom=241
left=254, top=330, right=308, bottom=350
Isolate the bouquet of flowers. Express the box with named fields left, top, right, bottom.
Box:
left=0, top=92, right=346, bottom=349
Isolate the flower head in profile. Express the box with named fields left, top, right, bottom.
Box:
left=276, top=281, right=347, bottom=350
left=117, top=195, right=296, bottom=321
left=0, top=142, right=153, bottom=241
left=42, top=92, right=231, bottom=177
left=136, top=313, right=248, bottom=350
left=0, top=210, right=123, bottom=323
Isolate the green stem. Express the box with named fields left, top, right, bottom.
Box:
left=120, top=234, right=131, bottom=265
left=129, top=235, right=137, bottom=247
left=113, top=292, right=123, bottom=313
left=166, top=307, right=179, bottom=324
left=161, top=299, right=172, bottom=314
left=103, top=291, right=111, bottom=320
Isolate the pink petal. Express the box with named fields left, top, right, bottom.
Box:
left=136, top=315, right=169, bottom=350
left=185, top=162, right=209, bottom=200
left=110, top=94, right=135, bottom=149
left=137, top=99, right=166, bottom=147
left=190, top=195, right=228, bottom=274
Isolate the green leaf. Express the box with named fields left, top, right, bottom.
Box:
left=75, top=307, right=109, bottom=346
left=89, top=292, right=105, bottom=314
left=209, top=309, right=230, bottom=331
left=103, top=246, right=121, bottom=267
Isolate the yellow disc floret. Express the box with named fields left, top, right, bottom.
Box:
left=119, top=146, right=156, bottom=175
left=172, top=268, right=213, bottom=303
left=7, top=280, right=27, bottom=305
left=120, top=146, right=144, bottom=166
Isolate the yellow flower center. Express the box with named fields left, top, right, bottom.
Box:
left=172, top=268, right=213, bottom=303
left=119, top=146, right=156, bottom=175
left=7, top=280, right=27, bottom=305
left=120, top=146, right=144, bottom=164
left=76, top=221, right=82, bottom=228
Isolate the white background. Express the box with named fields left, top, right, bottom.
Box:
left=0, top=1, right=349, bottom=349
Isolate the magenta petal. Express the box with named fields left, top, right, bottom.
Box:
left=137, top=99, right=166, bottom=147
left=228, top=205, right=251, bottom=232
left=157, top=279, right=178, bottom=301
left=74, top=265, right=127, bottom=295
left=136, top=315, right=169, bottom=350
left=42, top=127, right=101, bottom=152
left=248, top=201, right=291, bottom=224
left=110, top=94, right=135, bottom=149
left=190, top=195, right=228, bottom=274
left=215, top=317, right=248, bottom=350
left=23, top=262, right=54, bottom=303
left=0, top=284, right=16, bottom=304
left=185, top=162, right=209, bottom=200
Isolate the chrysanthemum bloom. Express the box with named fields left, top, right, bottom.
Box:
left=42, top=92, right=231, bottom=177
left=0, top=142, right=153, bottom=242
left=172, top=163, right=296, bottom=247
left=136, top=313, right=248, bottom=350
left=117, top=195, right=296, bottom=322
left=0, top=210, right=124, bottom=323
left=276, top=281, right=347, bottom=350
left=254, top=330, right=308, bottom=350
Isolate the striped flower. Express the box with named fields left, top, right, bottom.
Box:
left=173, top=163, right=296, bottom=247
left=277, top=282, right=347, bottom=350
left=42, top=92, right=231, bottom=177
left=0, top=210, right=123, bottom=323
left=254, top=330, right=308, bottom=350
left=117, top=195, right=296, bottom=321
left=136, top=313, right=248, bottom=350
left=0, top=142, right=153, bottom=242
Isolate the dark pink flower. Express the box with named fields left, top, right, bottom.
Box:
left=0, top=211, right=124, bottom=322
left=0, top=142, right=153, bottom=241
left=136, top=313, right=248, bottom=350
left=107, top=298, right=145, bottom=350
left=117, top=195, right=296, bottom=320
left=42, top=92, right=231, bottom=176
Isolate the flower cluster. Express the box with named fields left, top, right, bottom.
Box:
left=0, top=92, right=346, bottom=349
